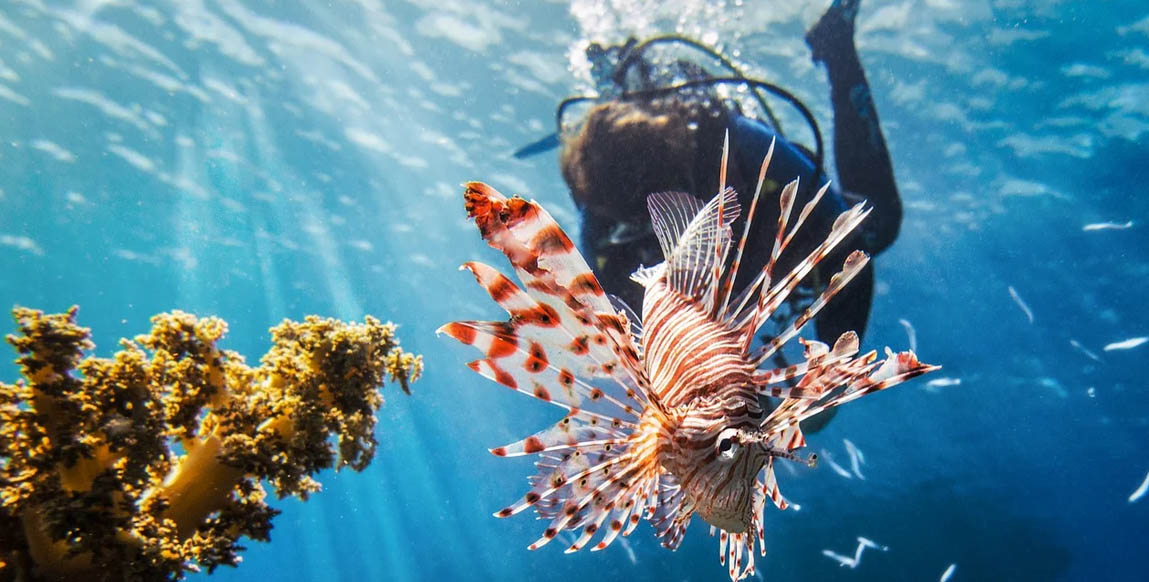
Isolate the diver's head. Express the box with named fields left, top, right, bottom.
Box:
left=559, top=97, right=741, bottom=311
left=559, top=98, right=732, bottom=225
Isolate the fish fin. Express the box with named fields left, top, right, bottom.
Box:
left=562, top=467, right=648, bottom=553
left=608, top=294, right=644, bottom=349
left=629, top=262, right=665, bottom=288
left=728, top=178, right=799, bottom=325
left=753, top=333, right=860, bottom=397
left=590, top=483, right=646, bottom=551
left=450, top=184, right=650, bottom=415
left=780, top=181, right=832, bottom=253
left=500, top=445, right=621, bottom=520
left=654, top=188, right=740, bottom=303
left=527, top=455, right=655, bottom=551
left=490, top=409, right=631, bottom=457
left=719, top=138, right=775, bottom=321
left=648, top=191, right=707, bottom=259
left=464, top=182, right=617, bottom=314
left=761, top=457, right=788, bottom=510
left=440, top=320, right=641, bottom=420
left=649, top=472, right=690, bottom=549
left=453, top=182, right=672, bottom=554
left=458, top=261, right=538, bottom=312
left=764, top=349, right=939, bottom=435
left=755, top=250, right=870, bottom=362
left=776, top=426, right=806, bottom=450
left=742, top=200, right=870, bottom=344
left=720, top=530, right=757, bottom=581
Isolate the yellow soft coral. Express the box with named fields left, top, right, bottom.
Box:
left=0, top=306, right=421, bottom=581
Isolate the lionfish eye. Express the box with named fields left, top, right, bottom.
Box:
left=716, top=428, right=740, bottom=461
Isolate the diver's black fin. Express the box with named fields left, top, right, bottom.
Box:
left=806, top=0, right=860, bottom=64
left=512, top=132, right=560, bottom=159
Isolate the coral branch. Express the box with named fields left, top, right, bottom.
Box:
left=0, top=307, right=421, bottom=581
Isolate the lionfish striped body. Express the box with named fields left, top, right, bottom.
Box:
left=440, top=138, right=938, bottom=580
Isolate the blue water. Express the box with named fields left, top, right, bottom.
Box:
left=2, top=1, right=1147, bottom=580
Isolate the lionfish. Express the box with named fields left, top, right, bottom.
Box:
left=439, top=138, right=938, bottom=581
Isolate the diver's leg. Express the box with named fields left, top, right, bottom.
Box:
left=806, top=0, right=901, bottom=254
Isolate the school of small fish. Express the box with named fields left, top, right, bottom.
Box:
left=441, top=138, right=938, bottom=580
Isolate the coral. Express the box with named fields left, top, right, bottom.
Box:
left=0, top=307, right=421, bottom=581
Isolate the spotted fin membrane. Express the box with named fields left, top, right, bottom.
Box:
left=439, top=183, right=665, bottom=555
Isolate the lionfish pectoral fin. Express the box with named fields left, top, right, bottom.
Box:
left=529, top=455, right=656, bottom=553
left=489, top=409, right=631, bottom=458
left=447, top=182, right=676, bottom=559
left=450, top=182, right=649, bottom=400
left=763, top=349, right=939, bottom=436
left=463, top=181, right=620, bottom=317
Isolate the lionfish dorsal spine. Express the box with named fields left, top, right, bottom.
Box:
left=753, top=249, right=871, bottom=364
left=723, top=177, right=800, bottom=334
left=709, top=131, right=733, bottom=317
left=718, top=136, right=775, bottom=322
left=741, top=199, right=872, bottom=347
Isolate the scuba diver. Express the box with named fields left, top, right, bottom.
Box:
left=514, top=0, right=900, bottom=431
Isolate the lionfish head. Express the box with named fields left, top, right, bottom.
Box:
left=661, top=395, right=769, bottom=534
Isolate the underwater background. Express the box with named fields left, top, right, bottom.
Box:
left=1, top=0, right=1147, bottom=580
